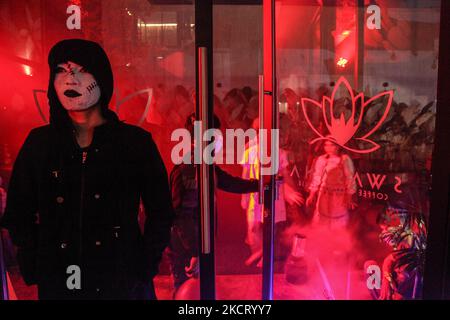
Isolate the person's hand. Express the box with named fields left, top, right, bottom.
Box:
left=241, top=194, right=249, bottom=209
left=312, top=211, right=320, bottom=225
left=346, top=195, right=358, bottom=210
left=284, top=184, right=304, bottom=206
left=185, top=257, right=199, bottom=278
left=306, top=192, right=316, bottom=207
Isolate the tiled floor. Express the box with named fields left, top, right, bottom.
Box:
left=167, top=272, right=372, bottom=300
left=8, top=270, right=372, bottom=300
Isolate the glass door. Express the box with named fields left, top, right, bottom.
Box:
left=212, top=1, right=264, bottom=300
left=267, top=0, right=442, bottom=300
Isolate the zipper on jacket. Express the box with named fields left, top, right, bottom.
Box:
left=79, top=150, right=88, bottom=272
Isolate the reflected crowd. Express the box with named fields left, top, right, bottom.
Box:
left=134, top=80, right=434, bottom=300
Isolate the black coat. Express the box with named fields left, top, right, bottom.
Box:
left=0, top=114, right=174, bottom=299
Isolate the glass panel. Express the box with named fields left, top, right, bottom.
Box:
left=213, top=2, right=263, bottom=300
left=275, top=0, right=440, bottom=300
left=0, top=0, right=195, bottom=300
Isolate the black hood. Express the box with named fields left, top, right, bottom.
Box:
left=47, top=39, right=118, bottom=130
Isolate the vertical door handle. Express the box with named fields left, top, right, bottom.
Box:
left=258, top=74, right=265, bottom=205
left=199, top=47, right=211, bottom=254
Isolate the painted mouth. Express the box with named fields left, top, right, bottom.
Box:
left=64, top=90, right=82, bottom=98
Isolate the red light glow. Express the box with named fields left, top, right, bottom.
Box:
left=337, top=57, right=348, bottom=68
left=23, top=65, right=32, bottom=77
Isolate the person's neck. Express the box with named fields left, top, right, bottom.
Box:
left=69, top=104, right=106, bottom=134
left=68, top=104, right=106, bottom=148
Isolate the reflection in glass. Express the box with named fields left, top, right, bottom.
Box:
left=0, top=0, right=195, bottom=300
left=275, top=0, right=440, bottom=300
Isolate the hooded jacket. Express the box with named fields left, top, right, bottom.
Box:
left=0, top=39, right=174, bottom=299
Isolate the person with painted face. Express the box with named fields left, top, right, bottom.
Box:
left=0, top=39, right=174, bottom=299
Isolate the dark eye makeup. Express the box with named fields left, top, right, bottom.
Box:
left=55, top=66, right=66, bottom=73
left=55, top=64, right=89, bottom=75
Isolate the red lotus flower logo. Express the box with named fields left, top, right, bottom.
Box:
left=301, top=77, right=394, bottom=154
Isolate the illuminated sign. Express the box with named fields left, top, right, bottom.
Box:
left=301, top=77, right=394, bottom=154
left=354, top=172, right=403, bottom=201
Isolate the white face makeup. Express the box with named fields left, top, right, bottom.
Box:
left=54, top=61, right=101, bottom=111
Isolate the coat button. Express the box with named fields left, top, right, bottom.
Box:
left=60, top=242, right=67, bottom=249
left=94, top=193, right=100, bottom=199
left=56, top=196, right=64, bottom=204
left=95, top=240, right=102, bottom=246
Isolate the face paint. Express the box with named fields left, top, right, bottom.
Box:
left=54, top=61, right=101, bottom=111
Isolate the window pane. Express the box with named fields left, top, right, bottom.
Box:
left=275, top=0, right=440, bottom=300
left=0, top=0, right=195, bottom=300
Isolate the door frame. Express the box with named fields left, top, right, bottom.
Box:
left=423, top=0, right=450, bottom=300
left=194, top=0, right=450, bottom=300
